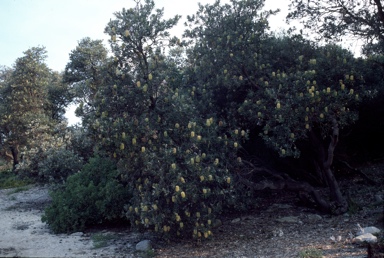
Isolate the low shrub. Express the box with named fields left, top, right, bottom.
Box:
left=37, top=147, right=83, bottom=183
left=42, top=156, right=131, bottom=233
left=16, top=147, right=83, bottom=184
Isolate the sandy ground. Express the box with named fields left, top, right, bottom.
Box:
left=0, top=185, right=139, bottom=257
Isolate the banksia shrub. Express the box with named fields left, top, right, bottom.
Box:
left=92, top=78, right=247, bottom=239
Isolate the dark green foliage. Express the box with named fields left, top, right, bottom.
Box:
left=37, top=147, right=84, bottom=183
left=42, top=157, right=131, bottom=233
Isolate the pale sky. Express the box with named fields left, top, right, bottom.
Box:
left=0, top=0, right=290, bottom=124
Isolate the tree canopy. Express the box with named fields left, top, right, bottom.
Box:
left=287, top=0, right=384, bottom=56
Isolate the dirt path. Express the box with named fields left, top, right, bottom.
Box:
left=0, top=186, right=140, bottom=257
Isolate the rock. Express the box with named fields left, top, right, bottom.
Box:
left=353, top=233, right=377, bottom=243
left=362, top=226, right=381, bottom=236
left=136, top=240, right=152, bottom=252
left=356, top=225, right=381, bottom=236
left=231, top=218, right=241, bottom=223
left=306, top=214, right=322, bottom=221
left=275, top=216, right=301, bottom=224
left=70, top=232, right=84, bottom=237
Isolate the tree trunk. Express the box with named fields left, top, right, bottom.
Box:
left=10, top=145, right=20, bottom=170
left=310, top=119, right=348, bottom=214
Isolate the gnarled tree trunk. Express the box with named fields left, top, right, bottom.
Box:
left=309, top=119, right=348, bottom=214
left=9, top=145, right=20, bottom=171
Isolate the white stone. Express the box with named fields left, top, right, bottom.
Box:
left=136, top=240, right=152, bottom=252
left=275, top=216, right=301, bottom=223
left=231, top=218, right=241, bottom=223
left=353, top=233, right=377, bottom=243
left=361, top=226, right=381, bottom=236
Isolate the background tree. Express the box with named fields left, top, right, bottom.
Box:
left=287, top=0, right=384, bottom=56
left=46, top=71, right=74, bottom=121
left=0, top=47, right=52, bottom=169
left=63, top=37, right=111, bottom=124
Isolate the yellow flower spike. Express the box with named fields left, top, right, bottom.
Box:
left=197, top=135, right=202, bottom=141
left=111, top=35, right=116, bottom=42
left=202, top=153, right=206, bottom=159
left=320, top=113, right=324, bottom=119
left=204, top=232, right=209, bottom=238
left=124, top=30, right=130, bottom=37
left=195, top=156, right=201, bottom=163
left=203, top=189, right=207, bottom=194
left=206, top=119, right=211, bottom=126
left=226, top=177, right=231, bottom=184
left=196, top=212, right=201, bottom=218
left=200, top=175, right=205, bottom=182
left=120, top=143, right=125, bottom=150
left=241, top=130, right=246, bottom=136
left=113, top=152, right=117, bottom=158
left=181, top=191, right=186, bottom=198
left=276, top=102, right=281, bottom=109
left=281, top=149, right=286, bottom=155
left=349, top=89, right=354, bottom=95
left=191, top=131, right=195, bottom=138
left=152, top=204, right=158, bottom=210
left=180, top=177, right=185, bottom=183
left=175, top=123, right=180, bottom=128
left=234, top=129, right=239, bottom=135
left=141, top=147, right=145, bottom=152
left=148, top=73, right=153, bottom=80
left=190, top=158, right=195, bottom=165
left=172, top=148, right=177, bottom=154
left=122, top=132, right=126, bottom=139
left=132, top=138, right=137, bottom=145
left=134, top=207, right=139, bottom=213
left=136, top=81, right=141, bottom=87
left=214, top=158, right=219, bottom=166
left=341, top=84, right=345, bottom=90
left=144, top=218, right=149, bottom=224
left=326, top=87, right=331, bottom=93
left=175, top=185, right=180, bottom=192
left=234, top=142, right=238, bottom=148
left=305, top=124, right=310, bottom=129
left=208, top=175, right=213, bottom=181
left=171, top=163, right=177, bottom=170
left=198, top=232, right=202, bottom=238
left=172, top=196, right=176, bottom=203
left=290, top=133, right=295, bottom=139
left=180, top=222, right=184, bottom=228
